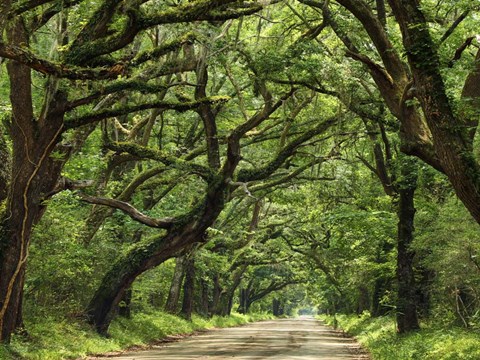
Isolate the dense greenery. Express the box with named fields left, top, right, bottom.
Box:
left=0, top=0, right=479, bottom=358
left=322, top=313, right=480, bottom=360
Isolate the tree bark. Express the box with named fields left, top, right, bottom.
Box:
left=180, top=256, right=195, bottom=321
left=198, top=278, right=210, bottom=317
left=164, top=255, right=186, bottom=313
left=238, top=287, right=250, bottom=314
left=0, top=128, right=10, bottom=203
left=272, top=298, right=281, bottom=316
left=396, top=160, right=420, bottom=333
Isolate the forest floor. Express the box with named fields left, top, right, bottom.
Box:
left=88, top=316, right=368, bottom=359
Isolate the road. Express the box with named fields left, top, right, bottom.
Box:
left=94, top=317, right=367, bottom=360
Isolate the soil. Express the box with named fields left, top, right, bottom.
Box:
left=89, top=316, right=369, bottom=359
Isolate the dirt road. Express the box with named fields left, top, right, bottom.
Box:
left=99, top=317, right=367, bottom=359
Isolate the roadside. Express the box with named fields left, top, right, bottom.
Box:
left=322, top=312, right=480, bottom=359
left=0, top=312, right=272, bottom=360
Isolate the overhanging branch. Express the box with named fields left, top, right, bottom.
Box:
left=78, top=193, right=174, bottom=229
left=65, top=96, right=229, bottom=129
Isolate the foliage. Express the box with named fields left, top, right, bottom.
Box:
left=321, top=313, right=480, bottom=360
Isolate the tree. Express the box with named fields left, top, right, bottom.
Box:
left=0, top=0, right=269, bottom=342
left=297, top=0, right=480, bottom=223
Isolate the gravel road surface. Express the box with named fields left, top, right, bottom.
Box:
left=94, top=317, right=367, bottom=359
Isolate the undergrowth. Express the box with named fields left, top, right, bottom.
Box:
left=0, top=312, right=273, bottom=360
left=320, top=312, right=480, bottom=360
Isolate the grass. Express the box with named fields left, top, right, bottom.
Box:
left=0, top=312, right=274, bottom=360
left=320, top=312, right=480, bottom=360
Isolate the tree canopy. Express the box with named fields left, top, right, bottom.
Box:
left=0, top=0, right=479, bottom=353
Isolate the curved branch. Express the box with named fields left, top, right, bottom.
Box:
left=78, top=193, right=174, bottom=229
left=65, top=1, right=264, bottom=65
left=439, top=9, right=470, bottom=46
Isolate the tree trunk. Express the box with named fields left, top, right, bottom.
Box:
left=272, top=298, right=284, bottom=316
left=180, top=257, right=195, bottom=321
left=85, top=189, right=227, bottom=334
left=198, top=278, right=209, bottom=317
left=164, top=255, right=186, bottom=313
left=0, top=19, right=67, bottom=342
left=209, top=275, right=222, bottom=315
left=396, top=161, right=420, bottom=333
left=211, top=264, right=246, bottom=316
left=238, top=288, right=249, bottom=314
left=84, top=233, right=184, bottom=334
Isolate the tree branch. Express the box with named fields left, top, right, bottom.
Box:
left=65, top=1, right=264, bottom=65
left=105, top=141, right=214, bottom=180
left=237, top=116, right=338, bottom=182
left=448, top=36, right=475, bottom=67
left=65, top=96, right=229, bottom=129
left=0, top=42, right=128, bottom=80
left=439, top=9, right=470, bottom=46
left=78, top=193, right=174, bottom=229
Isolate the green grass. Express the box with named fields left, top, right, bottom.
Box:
left=0, top=312, right=274, bottom=360
left=320, top=312, right=480, bottom=360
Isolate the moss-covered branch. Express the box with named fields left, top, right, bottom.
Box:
left=66, top=81, right=172, bottom=111
left=105, top=141, right=214, bottom=181
left=11, top=0, right=55, bottom=14
left=139, top=1, right=262, bottom=28
left=65, top=96, right=229, bottom=129
left=65, top=1, right=264, bottom=65
left=0, top=42, right=127, bottom=80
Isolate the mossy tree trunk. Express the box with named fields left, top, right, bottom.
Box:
left=0, top=19, right=68, bottom=342
left=85, top=182, right=230, bottom=333
left=396, top=161, right=420, bottom=333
